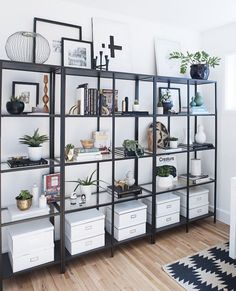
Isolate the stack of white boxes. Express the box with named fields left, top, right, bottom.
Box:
left=65, top=209, right=105, bottom=255
left=106, top=200, right=147, bottom=241
left=175, top=187, right=209, bottom=218
left=7, top=219, right=54, bottom=272
left=143, top=193, right=180, bottom=228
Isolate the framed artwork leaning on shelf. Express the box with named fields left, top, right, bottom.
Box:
left=12, top=81, right=39, bottom=113
left=159, top=87, right=181, bottom=113
left=62, top=38, right=93, bottom=69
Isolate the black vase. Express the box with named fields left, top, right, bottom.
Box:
left=6, top=101, right=25, bottom=114
left=190, top=64, right=210, bottom=80
left=162, top=101, right=173, bottom=114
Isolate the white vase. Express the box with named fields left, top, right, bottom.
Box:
left=157, top=175, right=173, bottom=188
left=195, top=125, right=206, bottom=144
left=28, top=146, right=42, bottom=161
left=125, top=171, right=135, bottom=186
left=132, top=104, right=140, bottom=111
left=157, top=106, right=163, bottom=115
left=169, top=140, right=178, bottom=149
left=80, top=185, right=92, bottom=203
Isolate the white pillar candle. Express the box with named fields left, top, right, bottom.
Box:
left=191, top=158, right=201, bottom=176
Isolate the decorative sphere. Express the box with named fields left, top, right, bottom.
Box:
left=5, top=31, right=50, bottom=63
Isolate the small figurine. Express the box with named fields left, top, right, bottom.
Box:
left=80, top=194, right=86, bottom=204
left=70, top=192, right=77, bottom=205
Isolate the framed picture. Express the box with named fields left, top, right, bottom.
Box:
left=42, top=173, right=60, bottom=202
left=155, top=39, right=183, bottom=77
left=159, top=87, right=181, bottom=113
left=34, top=17, right=82, bottom=65
left=12, top=81, right=39, bottom=113
left=100, top=89, right=118, bottom=115
left=62, top=38, right=93, bottom=69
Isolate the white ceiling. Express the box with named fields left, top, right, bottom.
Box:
left=68, top=0, right=236, bottom=31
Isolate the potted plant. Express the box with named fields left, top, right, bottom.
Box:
left=132, top=100, right=140, bottom=111
left=169, top=50, right=220, bottom=80
left=19, top=128, right=49, bottom=161
left=6, top=96, right=25, bottom=115
left=68, top=170, right=98, bottom=203
left=122, top=139, right=144, bottom=157
left=15, top=190, right=33, bottom=211
left=160, top=89, right=173, bottom=114
left=157, top=100, right=163, bottom=115
left=65, top=143, right=74, bottom=161
left=156, top=166, right=173, bottom=188
left=169, top=137, right=178, bottom=149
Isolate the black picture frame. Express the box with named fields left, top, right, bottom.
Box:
left=34, top=17, right=82, bottom=65
left=12, top=82, right=39, bottom=113
left=61, top=38, right=93, bottom=69
left=159, top=87, right=181, bottom=113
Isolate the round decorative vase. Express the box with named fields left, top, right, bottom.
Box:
left=195, top=125, right=206, bottom=144
left=190, top=64, right=210, bottom=80
left=16, top=198, right=32, bottom=211
left=169, top=140, right=178, bottom=149
left=194, top=92, right=204, bottom=106
left=125, top=171, right=135, bottom=186
left=6, top=101, right=24, bottom=114
left=28, top=146, right=42, bottom=161
left=157, top=175, right=173, bottom=188
left=5, top=31, right=50, bottom=63
left=80, top=185, right=92, bottom=203
left=157, top=106, right=163, bottom=115
left=190, top=97, right=196, bottom=107
left=162, top=101, right=173, bottom=114
left=132, top=104, right=140, bottom=111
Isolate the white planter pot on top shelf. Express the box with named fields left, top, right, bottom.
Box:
left=28, top=146, right=42, bottom=161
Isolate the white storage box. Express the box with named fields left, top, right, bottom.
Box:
left=143, top=193, right=180, bottom=217
left=180, top=204, right=209, bottom=218
left=106, top=201, right=147, bottom=229
left=9, top=245, right=54, bottom=273
left=65, top=209, right=105, bottom=241
left=147, top=212, right=180, bottom=228
left=65, top=234, right=104, bottom=255
left=7, top=219, right=54, bottom=255
left=175, top=187, right=209, bottom=208
left=106, top=220, right=146, bottom=241
left=8, top=205, right=50, bottom=222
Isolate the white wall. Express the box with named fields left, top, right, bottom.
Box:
left=0, top=0, right=201, bottom=251
left=201, top=23, right=236, bottom=224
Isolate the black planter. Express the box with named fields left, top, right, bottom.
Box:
left=162, top=101, right=173, bottom=114
left=6, top=101, right=25, bottom=114
left=124, top=148, right=144, bottom=157
left=190, top=64, right=210, bottom=80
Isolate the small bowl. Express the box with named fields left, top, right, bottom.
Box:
left=80, top=139, right=94, bottom=149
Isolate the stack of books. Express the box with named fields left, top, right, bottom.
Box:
left=157, top=146, right=183, bottom=153
left=179, top=173, right=212, bottom=185
left=74, top=147, right=102, bottom=162
left=107, top=185, right=142, bottom=199
left=179, top=142, right=214, bottom=150
left=76, top=83, right=98, bottom=115
left=181, top=106, right=209, bottom=114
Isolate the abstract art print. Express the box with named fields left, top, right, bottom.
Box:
left=92, top=17, right=132, bottom=72
left=62, top=38, right=92, bottom=69
left=34, top=18, right=82, bottom=65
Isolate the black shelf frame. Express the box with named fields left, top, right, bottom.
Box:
left=0, top=59, right=217, bottom=290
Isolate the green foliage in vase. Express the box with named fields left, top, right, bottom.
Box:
left=16, top=190, right=33, bottom=200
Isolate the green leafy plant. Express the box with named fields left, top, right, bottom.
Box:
left=156, top=166, right=171, bottom=177
left=134, top=100, right=139, bottom=105
left=169, top=51, right=221, bottom=74
left=16, top=190, right=33, bottom=200
left=168, top=137, right=178, bottom=141
left=10, top=96, right=21, bottom=102
left=160, top=89, right=172, bottom=102
left=122, top=139, right=144, bottom=157
left=67, top=170, right=102, bottom=192
left=19, top=128, right=49, bottom=147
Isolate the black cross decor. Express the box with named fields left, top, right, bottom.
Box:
left=108, top=35, right=122, bottom=58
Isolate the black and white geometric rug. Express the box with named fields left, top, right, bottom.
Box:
left=163, top=242, right=236, bottom=290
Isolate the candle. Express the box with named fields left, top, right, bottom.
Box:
left=191, top=158, right=201, bottom=176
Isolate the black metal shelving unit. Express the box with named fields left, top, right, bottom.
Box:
left=0, top=59, right=217, bottom=291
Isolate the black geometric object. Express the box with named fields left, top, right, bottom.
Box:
left=7, top=158, right=48, bottom=168
left=108, top=35, right=122, bottom=58
left=163, top=242, right=236, bottom=291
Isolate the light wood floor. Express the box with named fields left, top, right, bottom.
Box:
left=4, top=218, right=229, bottom=291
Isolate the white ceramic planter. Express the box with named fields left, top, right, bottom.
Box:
left=132, top=104, right=140, bottom=111
left=80, top=185, right=92, bottom=202
left=169, top=140, right=178, bottom=149
left=157, top=175, right=173, bottom=188
left=28, top=146, right=42, bottom=161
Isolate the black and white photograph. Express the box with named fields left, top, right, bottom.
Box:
left=34, top=18, right=82, bottom=65
left=12, top=82, right=39, bottom=113
left=62, top=38, right=93, bottom=69
left=159, top=87, right=181, bottom=113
